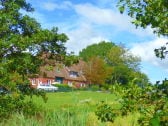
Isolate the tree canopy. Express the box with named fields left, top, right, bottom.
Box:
left=0, top=0, right=68, bottom=117
left=0, top=0, right=68, bottom=88
left=117, top=0, right=168, bottom=60
left=79, top=41, right=148, bottom=85
left=83, top=56, right=112, bottom=85
left=79, top=41, right=115, bottom=61
left=117, top=0, right=168, bottom=36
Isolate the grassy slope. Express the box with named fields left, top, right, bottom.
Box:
left=31, top=91, right=117, bottom=110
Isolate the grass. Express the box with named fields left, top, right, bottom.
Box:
left=30, top=91, right=118, bottom=110
left=0, top=91, right=140, bottom=126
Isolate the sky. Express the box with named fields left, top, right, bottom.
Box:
left=26, top=0, right=168, bottom=83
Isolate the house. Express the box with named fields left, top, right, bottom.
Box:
left=29, top=60, right=87, bottom=88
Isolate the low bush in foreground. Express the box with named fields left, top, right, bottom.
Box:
left=95, top=83, right=168, bottom=126
left=0, top=86, right=47, bottom=119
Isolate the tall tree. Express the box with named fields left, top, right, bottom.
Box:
left=80, top=41, right=146, bottom=85
left=0, top=0, right=68, bottom=89
left=107, top=46, right=143, bottom=84
left=107, top=46, right=140, bottom=71
left=79, top=41, right=115, bottom=61
left=0, top=0, right=68, bottom=116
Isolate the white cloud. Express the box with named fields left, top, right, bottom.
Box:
left=65, top=23, right=109, bottom=54
left=131, top=38, right=168, bottom=71
left=74, top=3, right=154, bottom=37
left=42, top=1, right=72, bottom=11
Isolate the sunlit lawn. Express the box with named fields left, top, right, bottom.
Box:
left=30, top=91, right=118, bottom=110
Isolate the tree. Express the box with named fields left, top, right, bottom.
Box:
left=80, top=41, right=146, bottom=85
left=0, top=0, right=68, bottom=117
left=0, top=0, right=68, bottom=86
left=79, top=41, right=115, bottom=61
left=117, top=0, right=168, bottom=59
left=117, top=0, right=168, bottom=36
left=107, top=46, right=141, bottom=71
left=106, top=45, right=145, bottom=84
left=83, top=56, right=112, bottom=85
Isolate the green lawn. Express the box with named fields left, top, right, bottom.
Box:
left=30, top=91, right=118, bottom=110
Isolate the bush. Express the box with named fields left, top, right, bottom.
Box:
left=108, top=82, right=168, bottom=125
left=95, top=101, right=117, bottom=122
left=89, top=85, right=100, bottom=91
left=0, top=94, right=42, bottom=119
left=54, top=84, right=74, bottom=92
left=0, top=85, right=47, bottom=119
left=101, top=84, right=110, bottom=91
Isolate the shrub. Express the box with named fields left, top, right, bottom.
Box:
left=0, top=95, right=42, bottom=119
left=0, top=85, right=47, bottom=119
left=109, top=82, right=168, bottom=125
left=101, top=84, right=110, bottom=90
left=54, top=84, right=74, bottom=92
left=89, top=85, right=100, bottom=91
left=95, top=101, right=117, bottom=122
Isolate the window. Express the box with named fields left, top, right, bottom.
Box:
left=80, top=83, right=85, bottom=87
left=68, top=81, right=73, bottom=87
left=69, top=71, right=78, bottom=78
left=47, top=80, right=51, bottom=85
left=31, top=79, right=36, bottom=85
left=38, top=80, right=42, bottom=86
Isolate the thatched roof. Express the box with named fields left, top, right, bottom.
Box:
left=38, top=60, right=86, bottom=82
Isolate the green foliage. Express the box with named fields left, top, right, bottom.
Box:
left=117, top=0, right=168, bottom=59
left=0, top=0, right=68, bottom=85
left=95, top=101, right=117, bottom=122
left=0, top=95, right=41, bottom=119
left=154, top=46, right=167, bottom=59
left=80, top=41, right=146, bottom=85
left=107, top=82, right=168, bottom=125
left=117, top=0, right=168, bottom=36
left=107, top=45, right=144, bottom=84
left=79, top=41, right=115, bottom=61
left=54, top=84, right=74, bottom=92
left=156, top=79, right=168, bottom=96
left=0, top=0, right=68, bottom=118
left=17, top=84, right=47, bottom=102
left=100, top=84, right=110, bottom=91
left=63, top=52, right=79, bottom=66
left=89, top=85, right=100, bottom=91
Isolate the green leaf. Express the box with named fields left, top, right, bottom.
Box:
left=150, top=116, right=160, bottom=126
left=119, top=6, right=125, bottom=13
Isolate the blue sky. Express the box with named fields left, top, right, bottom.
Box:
left=26, top=0, right=168, bottom=83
